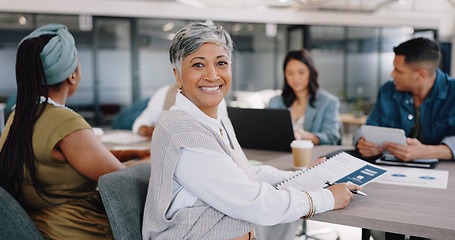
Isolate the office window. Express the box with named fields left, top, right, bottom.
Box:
left=0, top=13, right=439, bottom=124
left=307, top=25, right=413, bottom=114
left=309, top=26, right=345, bottom=102
left=94, top=18, right=132, bottom=107
left=0, top=14, right=85, bottom=101
left=137, top=19, right=188, bottom=100
left=137, top=20, right=286, bottom=104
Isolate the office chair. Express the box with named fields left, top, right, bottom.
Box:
left=98, top=162, right=151, bottom=240
left=0, top=186, right=44, bottom=240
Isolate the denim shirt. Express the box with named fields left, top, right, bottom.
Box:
left=358, top=69, right=455, bottom=160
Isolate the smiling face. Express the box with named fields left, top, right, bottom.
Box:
left=285, top=59, right=310, bottom=94
left=174, top=43, right=231, bottom=118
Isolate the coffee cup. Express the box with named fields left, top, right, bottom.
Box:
left=290, top=140, right=314, bottom=170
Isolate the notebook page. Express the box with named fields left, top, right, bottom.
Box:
left=275, top=152, right=387, bottom=192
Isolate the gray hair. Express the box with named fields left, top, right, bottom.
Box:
left=169, top=22, right=234, bottom=74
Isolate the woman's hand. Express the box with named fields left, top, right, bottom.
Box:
left=138, top=125, right=155, bottom=138
left=327, top=182, right=361, bottom=210
left=110, top=149, right=151, bottom=162
left=124, top=157, right=151, bottom=167
left=293, top=129, right=320, bottom=145
left=294, top=129, right=305, bottom=140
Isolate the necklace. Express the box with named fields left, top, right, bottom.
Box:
left=39, top=96, right=73, bottom=111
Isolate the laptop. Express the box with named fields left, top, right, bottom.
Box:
left=227, top=107, right=295, bottom=152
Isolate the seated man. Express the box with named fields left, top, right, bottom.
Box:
left=354, top=37, right=455, bottom=162
left=354, top=37, right=454, bottom=240
left=132, top=83, right=178, bottom=137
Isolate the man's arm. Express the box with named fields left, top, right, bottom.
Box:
left=441, top=136, right=455, bottom=160
left=384, top=137, right=454, bottom=161
left=132, top=85, right=170, bottom=134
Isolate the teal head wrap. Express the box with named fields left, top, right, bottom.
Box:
left=20, top=23, right=78, bottom=85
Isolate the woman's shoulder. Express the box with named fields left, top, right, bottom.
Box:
left=316, top=90, right=339, bottom=104
left=41, top=105, right=81, bottom=119
left=158, top=110, right=208, bottom=134
left=160, top=110, right=195, bottom=123
left=38, top=105, right=90, bottom=129
left=268, top=95, right=285, bottom=109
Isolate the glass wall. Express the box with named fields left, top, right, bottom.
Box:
left=0, top=12, right=437, bottom=125
left=308, top=25, right=412, bottom=114
left=137, top=19, right=187, bottom=100
left=136, top=19, right=287, bottom=105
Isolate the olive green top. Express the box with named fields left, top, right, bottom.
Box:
left=0, top=104, right=113, bottom=239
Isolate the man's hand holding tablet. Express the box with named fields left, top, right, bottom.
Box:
left=358, top=125, right=407, bottom=159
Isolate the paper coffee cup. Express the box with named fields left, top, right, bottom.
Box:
left=290, top=140, right=314, bottom=170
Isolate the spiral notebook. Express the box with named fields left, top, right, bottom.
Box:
left=275, top=152, right=388, bottom=191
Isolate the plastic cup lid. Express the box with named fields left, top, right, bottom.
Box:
left=290, top=140, right=314, bottom=148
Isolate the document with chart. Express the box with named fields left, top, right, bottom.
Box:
left=275, top=152, right=388, bottom=191
left=375, top=166, right=448, bottom=189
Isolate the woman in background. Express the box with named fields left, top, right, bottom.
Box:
left=269, top=49, right=341, bottom=146
left=0, top=24, right=148, bottom=239
left=263, top=49, right=342, bottom=240
left=142, top=22, right=359, bottom=240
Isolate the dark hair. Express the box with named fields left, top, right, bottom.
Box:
left=393, top=37, right=440, bottom=72
left=281, top=49, right=319, bottom=108
left=0, top=34, right=63, bottom=211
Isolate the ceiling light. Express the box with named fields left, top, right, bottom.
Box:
left=18, top=15, right=27, bottom=25
left=162, top=22, right=175, bottom=32
left=406, top=27, right=414, bottom=34
left=232, top=24, right=242, bottom=33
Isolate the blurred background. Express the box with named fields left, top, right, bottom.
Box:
left=0, top=0, right=453, bottom=132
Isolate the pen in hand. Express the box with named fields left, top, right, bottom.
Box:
left=325, top=180, right=367, bottom=196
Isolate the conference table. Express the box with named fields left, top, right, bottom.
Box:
left=243, top=146, right=455, bottom=240
left=102, top=131, right=455, bottom=240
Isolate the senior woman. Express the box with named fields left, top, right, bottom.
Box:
left=142, top=22, right=360, bottom=240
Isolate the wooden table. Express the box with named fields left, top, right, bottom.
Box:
left=243, top=146, right=455, bottom=240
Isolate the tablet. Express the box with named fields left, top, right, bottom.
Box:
left=361, top=125, right=407, bottom=146
left=361, top=125, right=407, bottom=159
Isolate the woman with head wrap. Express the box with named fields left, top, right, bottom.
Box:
left=0, top=24, right=149, bottom=239
left=142, top=22, right=360, bottom=240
